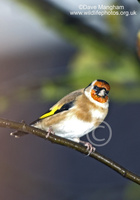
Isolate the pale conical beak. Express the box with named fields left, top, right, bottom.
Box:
left=98, top=89, right=106, bottom=97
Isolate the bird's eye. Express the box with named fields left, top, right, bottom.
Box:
left=93, top=85, right=98, bottom=91
left=106, top=90, right=109, bottom=95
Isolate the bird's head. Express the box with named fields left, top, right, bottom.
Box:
left=84, top=79, right=110, bottom=104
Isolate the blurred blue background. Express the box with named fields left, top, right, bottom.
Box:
left=0, top=0, right=140, bottom=199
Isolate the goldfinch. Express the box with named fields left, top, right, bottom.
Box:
left=11, top=79, right=110, bottom=153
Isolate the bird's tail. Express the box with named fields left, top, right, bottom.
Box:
left=10, top=131, right=28, bottom=138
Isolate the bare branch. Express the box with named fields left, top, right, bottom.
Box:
left=0, top=118, right=140, bottom=185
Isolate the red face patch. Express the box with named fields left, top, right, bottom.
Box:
left=94, top=81, right=110, bottom=92
left=91, top=80, right=110, bottom=103
left=91, top=89, right=108, bottom=103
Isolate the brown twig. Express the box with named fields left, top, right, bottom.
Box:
left=0, top=118, right=140, bottom=185
left=137, top=30, right=140, bottom=59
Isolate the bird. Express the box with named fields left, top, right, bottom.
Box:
left=11, top=79, right=110, bottom=154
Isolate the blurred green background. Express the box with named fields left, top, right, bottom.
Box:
left=0, top=0, right=140, bottom=200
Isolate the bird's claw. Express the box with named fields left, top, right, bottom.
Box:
left=84, top=142, right=96, bottom=155
left=45, top=126, right=55, bottom=138
left=80, top=140, right=96, bottom=155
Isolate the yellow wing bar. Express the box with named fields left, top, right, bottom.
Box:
left=39, top=105, right=60, bottom=119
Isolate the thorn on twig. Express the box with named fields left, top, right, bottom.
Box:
left=21, top=120, right=26, bottom=124
left=21, top=120, right=26, bottom=131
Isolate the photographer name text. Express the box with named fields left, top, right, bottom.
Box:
left=79, top=4, right=124, bottom=10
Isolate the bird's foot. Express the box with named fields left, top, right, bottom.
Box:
left=80, top=140, right=96, bottom=155
left=45, top=126, right=55, bottom=138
